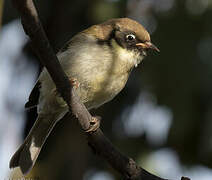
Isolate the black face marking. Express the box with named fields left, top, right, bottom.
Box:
left=113, top=29, right=149, bottom=58
left=97, top=29, right=116, bottom=46
left=114, top=30, right=145, bottom=53
left=96, top=29, right=146, bottom=56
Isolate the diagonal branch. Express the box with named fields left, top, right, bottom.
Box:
left=11, top=0, right=191, bottom=180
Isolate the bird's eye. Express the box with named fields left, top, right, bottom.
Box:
left=126, top=34, right=136, bottom=41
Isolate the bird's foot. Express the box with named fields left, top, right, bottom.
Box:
left=69, top=78, right=80, bottom=89
left=51, top=78, right=80, bottom=97
left=86, top=116, right=101, bottom=133
left=52, top=88, right=60, bottom=96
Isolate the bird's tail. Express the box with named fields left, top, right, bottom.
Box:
left=9, top=111, right=67, bottom=175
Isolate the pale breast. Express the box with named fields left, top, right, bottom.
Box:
left=82, top=69, right=130, bottom=109
left=38, top=35, right=140, bottom=111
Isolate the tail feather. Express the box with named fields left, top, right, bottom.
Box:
left=9, top=111, right=67, bottom=175
left=10, top=142, right=26, bottom=169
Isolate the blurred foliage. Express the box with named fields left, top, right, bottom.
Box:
left=3, top=0, right=212, bottom=179
left=0, top=0, right=4, bottom=30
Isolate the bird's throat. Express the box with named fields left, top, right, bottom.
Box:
left=111, top=39, right=143, bottom=68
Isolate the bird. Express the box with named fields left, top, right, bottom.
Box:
left=9, top=18, right=159, bottom=175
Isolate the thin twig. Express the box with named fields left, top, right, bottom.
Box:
left=11, top=0, right=191, bottom=179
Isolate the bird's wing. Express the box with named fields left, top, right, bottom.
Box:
left=25, top=35, right=79, bottom=109
left=58, top=38, right=72, bottom=54
left=25, top=80, right=41, bottom=109
left=25, top=39, right=70, bottom=110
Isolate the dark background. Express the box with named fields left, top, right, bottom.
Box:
left=1, top=0, right=212, bottom=179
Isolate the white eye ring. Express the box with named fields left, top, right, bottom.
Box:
left=126, top=34, right=136, bottom=41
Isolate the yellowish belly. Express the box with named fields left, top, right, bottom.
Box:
left=79, top=72, right=129, bottom=109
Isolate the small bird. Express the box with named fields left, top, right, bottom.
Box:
left=9, top=18, right=159, bottom=175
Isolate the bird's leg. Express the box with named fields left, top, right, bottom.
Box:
left=52, top=78, right=80, bottom=96
left=86, top=116, right=101, bottom=133
left=70, top=77, right=100, bottom=132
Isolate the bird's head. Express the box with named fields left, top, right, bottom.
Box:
left=84, top=18, right=159, bottom=67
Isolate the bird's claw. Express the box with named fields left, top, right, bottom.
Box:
left=52, top=77, right=79, bottom=96
left=86, top=116, right=101, bottom=133
left=69, top=78, right=80, bottom=88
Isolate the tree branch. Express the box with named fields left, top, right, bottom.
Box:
left=11, top=0, right=191, bottom=180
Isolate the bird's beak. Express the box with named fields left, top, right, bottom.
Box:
left=136, top=42, right=160, bottom=52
